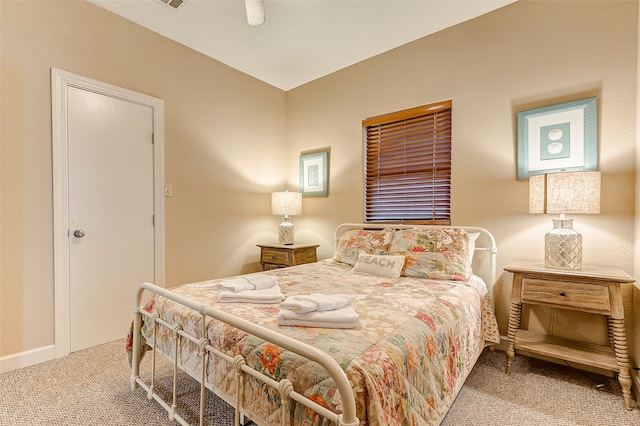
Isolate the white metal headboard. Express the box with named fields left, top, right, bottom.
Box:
left=334, top=223, right=498, bottom=299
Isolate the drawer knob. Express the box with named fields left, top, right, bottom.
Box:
left=559, top=292, right=566, bottom=297
left=271, top=255, right=276, bottom=260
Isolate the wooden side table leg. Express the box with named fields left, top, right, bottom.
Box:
left=506, top=302, right=522, bottom=375
left=608, top=316, right=634, bottom=410
left=607, top=317, right=615, bottom=348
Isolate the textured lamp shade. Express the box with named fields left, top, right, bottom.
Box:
left=529, top=172, right=601, bottom=215
left=271, top=191, right=302, bottom=245
left=271, top=191, right=302, bottom=216
left=529, top=171, right=601, bottom=270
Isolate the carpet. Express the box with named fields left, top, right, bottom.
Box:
left=1, top=339, right=638, bottom=425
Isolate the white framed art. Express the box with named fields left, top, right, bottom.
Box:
left=516, top=97, right=598, bottom=180
left=299, top=148, right=329, bottom=197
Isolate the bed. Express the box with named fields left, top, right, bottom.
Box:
left=128, top=223, right=500, bottom=426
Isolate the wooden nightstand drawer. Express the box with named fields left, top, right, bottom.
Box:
left=291, top=247, right=317, bottom=264
left=262, top=263, right=286, bottom=271
left=521, top=278, right=610, bottom=313
left=261, top=249, right=290, bottom=266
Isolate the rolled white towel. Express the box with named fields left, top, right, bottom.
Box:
left=244, top=273, right=278, bottom=289
left=280, top=293, right=355, bottom=314
left=219, top=274, right=278, bottom=292
left=218, top=285, right=283, bottom=304
left=219, top=278, right=253, bottom=292
left=277, top=306, right=360, bottom=329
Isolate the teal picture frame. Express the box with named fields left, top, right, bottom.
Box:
left=517, top=97, right=598, bottom=180
left=299, top=148, right=329, bottom=197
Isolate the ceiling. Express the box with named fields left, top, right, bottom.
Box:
left=88, top=0, right=516, bottom=91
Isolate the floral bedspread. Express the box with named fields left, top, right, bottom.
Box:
left=127, top=260, right=499, bottom=426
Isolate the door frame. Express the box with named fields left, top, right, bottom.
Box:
left=51, top=68, right=165, bottom=357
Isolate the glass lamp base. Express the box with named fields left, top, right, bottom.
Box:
left=545, top=218, right=582, bottom=270
left=278, top=217, right=295, bottom=245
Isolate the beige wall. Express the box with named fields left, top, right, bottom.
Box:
left=635, top=0, right=640, bottom=385
left=286, top=0, right=638, bottom=349
left=1, top=0, right=287, bottom=357
left=1, top=0, right=639, bottom=370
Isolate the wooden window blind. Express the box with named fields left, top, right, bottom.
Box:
left=363, top=100, right=452, bottom=225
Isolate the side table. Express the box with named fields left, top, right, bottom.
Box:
left=257, top=243, right=319, bottom=270
left=504, top=260, right=635, bottom=410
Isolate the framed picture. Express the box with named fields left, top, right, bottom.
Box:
left=516, top=97, right=598, bottom=180
left=299, top=148, right=329, bottom=197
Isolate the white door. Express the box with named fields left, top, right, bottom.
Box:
left=67, top=87, right=155, bottom=352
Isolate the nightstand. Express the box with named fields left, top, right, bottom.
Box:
left=257, top=243, right=319, bottom=270
left=504, top=260, right=635, bottom=410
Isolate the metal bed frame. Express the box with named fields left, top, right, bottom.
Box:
left=129, top=223, right=497, bottom=426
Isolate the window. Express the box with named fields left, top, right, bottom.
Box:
left=363, top=100, right=452, bottom=225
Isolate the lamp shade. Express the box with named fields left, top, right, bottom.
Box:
left=271, top=191, right=302, bottom=216
left=529, top=171, right=601, bottom=214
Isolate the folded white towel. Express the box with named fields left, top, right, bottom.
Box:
left=219, top=274, right=278, bottom=293
left=280, top=293, right=355, bottom=314
left=277, top=306, right=360, bottom=329
left=218, top=285, right=283, bottom=304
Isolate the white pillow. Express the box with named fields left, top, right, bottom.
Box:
left=468, top=232, right=480, bottom=266
left=352, top=253, right=405, bottom=279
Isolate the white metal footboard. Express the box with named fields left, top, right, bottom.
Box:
left=130, top=282, right=359, bottom=426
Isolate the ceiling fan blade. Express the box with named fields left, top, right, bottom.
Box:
left=245, top=0, right=266, bottom=26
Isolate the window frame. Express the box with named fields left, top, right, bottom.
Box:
left=362, top=100, right=452, bottom=225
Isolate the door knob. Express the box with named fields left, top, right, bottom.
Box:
left=73, top=229, right=85, bottom=238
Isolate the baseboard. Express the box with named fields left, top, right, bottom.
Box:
left=0, top=344, right=56, bottom=374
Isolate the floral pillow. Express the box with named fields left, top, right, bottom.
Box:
left=333, top=228, right=394, bottom=266
left=388, top=227, right=472, bottom=281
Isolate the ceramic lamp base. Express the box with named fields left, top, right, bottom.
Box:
left=545, top=218, right=582, bottom=270
left=278, top=217, right=295, bottom=245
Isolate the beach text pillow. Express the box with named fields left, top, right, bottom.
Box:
left=352, top=253, right=405, bottom=278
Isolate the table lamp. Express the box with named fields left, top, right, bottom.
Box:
left=271, top=191, right=302, bottom=245
left=529, top=171, right=601, bottom=270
